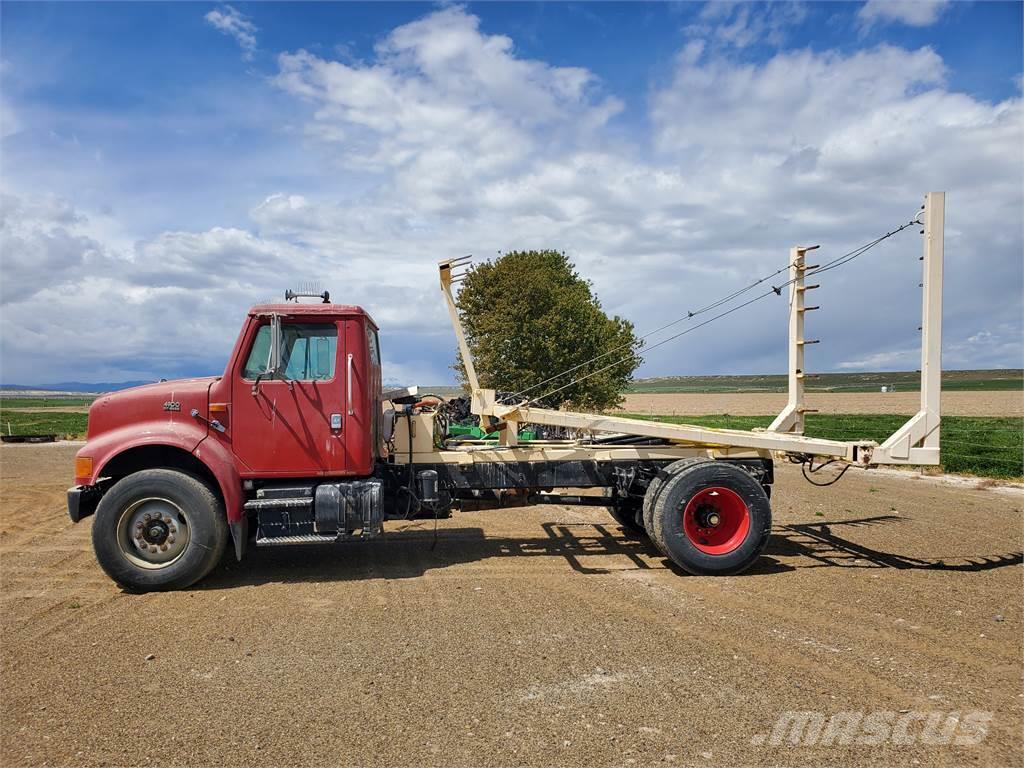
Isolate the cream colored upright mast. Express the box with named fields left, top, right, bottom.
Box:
left=768, top=245, right=819, bottom=435
left=873, top=191, right=944, bottom=464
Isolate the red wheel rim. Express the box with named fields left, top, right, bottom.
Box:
left=682, top=487, right=751, bottom=555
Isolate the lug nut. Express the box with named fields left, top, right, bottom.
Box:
left=149, top=545, right=158, bottom=553
left=143, top=513, right=152, bottom=522
left=163, top=515, right=172, bottom=524
left=136, top=522, right=143, bottom=530
left=168, top=536, right=175, bottom=544
left=160, top=544, right=168, bottom=552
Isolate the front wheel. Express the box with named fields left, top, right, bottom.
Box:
left=91, top=469, right=228, bottom=591
left=650, top=461, right=771, bottom=576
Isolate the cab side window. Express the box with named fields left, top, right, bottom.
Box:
left=242, top=325, right=272, bottom=379
left=242, top=323, right=338, bottom=381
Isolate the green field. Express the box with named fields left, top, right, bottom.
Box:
left=626, top=369, right=1023, bottom=394
left=0, top=411, right=89, bottom=439
left=622, top=413, right=1023, bottom=480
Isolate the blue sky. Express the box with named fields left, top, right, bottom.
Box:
left=1, top=1, right=1021, bottom=386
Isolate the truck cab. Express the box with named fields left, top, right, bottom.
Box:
left=218, top=302, right=382, bottom=477
left=69, top=300, right=384, bottom=590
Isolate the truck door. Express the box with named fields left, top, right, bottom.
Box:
left=231, top=318, right=348, bottom=476
left=339, top=318, right=381, bottom=475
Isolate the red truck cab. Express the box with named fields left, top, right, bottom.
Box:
left=68, top=301, right=382, bottom=591
left=213, top=302, right=381, bottom=478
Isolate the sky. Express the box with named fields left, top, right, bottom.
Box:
left=1, top=0, right=1021, bottom=387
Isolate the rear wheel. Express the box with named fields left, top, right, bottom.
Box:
left=643, top=457, right=713, bottom=554
left=650, top=461, right=771, bottom=576
left=92, top=469, right=228, bottom=592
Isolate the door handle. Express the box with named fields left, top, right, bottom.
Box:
left=346, top=353, right=354, bottom=415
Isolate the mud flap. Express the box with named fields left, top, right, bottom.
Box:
left=229, top=516, right=248, bottom=561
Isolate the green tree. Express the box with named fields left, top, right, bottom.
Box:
left=455, top=250, right=640, bottom=411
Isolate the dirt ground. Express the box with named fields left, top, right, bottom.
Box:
left=1, top=443, right=1022, bottom=767
left=620, top=390, right=1024, bottom=417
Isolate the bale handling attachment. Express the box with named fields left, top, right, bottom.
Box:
left=437, top=192, right=945, bottom=469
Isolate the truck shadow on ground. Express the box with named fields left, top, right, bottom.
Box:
left=197, top=514, right=1022, bottom=589
left=768, top=514, right=1024, bottom=572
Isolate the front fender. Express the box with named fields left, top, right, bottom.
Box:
left=192, top=436, right=244, bottom=524
left=76, top=421, right=208, bottom=486
left=77, top=425, right=247, bottom=559
left=193, top=435, right=247, bottom=561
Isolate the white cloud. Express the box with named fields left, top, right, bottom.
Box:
left=204, top=5, right=258, bottom=60
left=858, top=1, right=950, bottom=28
left=272, top=7, right=621, bottom=214
left=686, top=2, right=808, bottom=49
left=1, top=6, right=1021, bottom=387
left=840, top=326, right=1024, bottom=370
left=0, top=191, right=296, bottom=382
left=266, top=11, right=1022, bottom=380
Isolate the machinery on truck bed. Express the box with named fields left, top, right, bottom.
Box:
left=68, top=194, right=945, bottom=591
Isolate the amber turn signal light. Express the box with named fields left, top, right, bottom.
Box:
left=74, top=456, right=93, bottom=482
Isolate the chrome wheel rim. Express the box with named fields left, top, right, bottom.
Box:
left=116, top=497, right=191, bottom=570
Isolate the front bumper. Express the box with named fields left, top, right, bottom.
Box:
left=67, top=485, right=102, bottom=523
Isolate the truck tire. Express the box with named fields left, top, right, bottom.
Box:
left=602, top=488, right=645, bottom=536
left=650, top=461, right=771, bottom=576
left=91, top=469, right=228, bottom=592
left=643, top=457, right=713, bottom=554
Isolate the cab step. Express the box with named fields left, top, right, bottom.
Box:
left=255, top=534, right=337, bottom=546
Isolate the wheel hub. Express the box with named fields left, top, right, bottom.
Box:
left=118, top=498, right=190, bottom=569
left=142, top=520, right=170, bottom=544
left=682, top=487, right=751, bottom=556
left=694, top=503, right=721, bottom=528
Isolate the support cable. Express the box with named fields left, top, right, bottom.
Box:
left=518, top=218, right=919, bottom=408
left=500, top=259, right=798, bottom=404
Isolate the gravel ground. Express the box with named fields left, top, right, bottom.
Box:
left=1, top=443, right=1022, bottom=767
